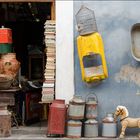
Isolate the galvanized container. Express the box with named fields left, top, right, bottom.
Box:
left=47, top=99, right=66, bottom=136
left=76, top=5, right=98, bottom=36
left=85, top=93, right=98, bottom=119
left=68, top=96, right=85, bottom=120
left=0, top=104, right=11, bottom=137
left=84, top=119, right=98, bottom=138
left=67, top=120, right=82, bottom=138
left=102, top=113, right=117, bottom=138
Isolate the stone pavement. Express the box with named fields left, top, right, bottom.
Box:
left=0, top=122, right=139, bottom=140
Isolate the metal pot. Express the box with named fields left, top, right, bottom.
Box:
left=85, top=93, right=98, bottom=119
left=84, top=119, right=98, bottom=138
left=67, top=120, right=82, bottom=138
left=102, top=113, right=117, bottom=138
left=68, top=96, right=85, bottom=120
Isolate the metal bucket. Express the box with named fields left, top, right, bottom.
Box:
left=68, top=96, right=85, bottom=120
left=67, top=120, right=82, bottom=138
left=102, top=113, right=117, bottom=138
left=85, top=93, right=98, bottom=119
left=131, top=23, right=140, bottom=61
left=76, top=5, right=98, bottom=36
left=84, top=119, right=98, bottom=138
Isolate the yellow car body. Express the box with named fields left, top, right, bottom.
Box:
left=77, top=32, right=108, bottom=83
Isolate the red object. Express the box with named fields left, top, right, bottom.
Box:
left=47, top=99, right=66, bottom=135
left=25, top=91, right=42, bottom=123
left=0, top=28, right=12, bottom=43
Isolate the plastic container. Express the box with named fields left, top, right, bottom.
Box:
left=0, top=44, right=12, bottom=53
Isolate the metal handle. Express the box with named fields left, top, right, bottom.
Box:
left=86, top=93, right=98, bottom=103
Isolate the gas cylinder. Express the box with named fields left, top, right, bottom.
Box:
left=85, top=93, right=98, bottom=119
left=84, top=119, right=98, bottom=138
left=102, top=113, right=117, bottom=138
left=68, top=96, right=85, bottom=120
left=0, top=104, right=11, bottom=137
left=47, top=99, right=66, bottom=136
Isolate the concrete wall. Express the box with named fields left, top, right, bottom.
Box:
left=74, top=1, right=140, bottom=135
left=56, top=1, right=74, bottom=104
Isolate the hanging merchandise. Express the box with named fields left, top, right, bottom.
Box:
left=77, top=32, right=108, bottom=83
left=76, top=5, right=98, bottom=36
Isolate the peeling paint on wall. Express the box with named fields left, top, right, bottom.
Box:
left=115, top=64, right=140, bottom=86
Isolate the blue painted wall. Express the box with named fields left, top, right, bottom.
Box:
left=74, top=1, right=140, bottom=135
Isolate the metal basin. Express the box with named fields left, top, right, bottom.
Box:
left=131, top=23, right=140, bottom=61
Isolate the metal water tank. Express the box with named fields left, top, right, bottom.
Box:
left=67, top=120, right=82, bottom=138
left=102, top=113, right=117, bottom=138
left=47, top=99, right=66, bottom=136
left=76, top=5, right=98, bottom=36
left=68, top=96, right=85, bottom=120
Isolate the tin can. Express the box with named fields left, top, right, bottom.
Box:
left=47, top=99, right=66, bottom=136
left=67, top=120, right=82, bottom=138
left=85, top=93, right=98, bottom=119
left=102, top=113, right=117, bottom=138
left=68, top=96, right=85, bottom=120
left=84, top=119, right=98, bottom=138
left=0, top=26, right=12, bottom=44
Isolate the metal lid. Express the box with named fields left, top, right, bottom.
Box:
left=102, top=113, right=114, bottom=123
left=86, top=99, right=97, bottom=105
left=70, top=96, right=85, bottom=104
left=68, top=120, right=82, bottom=125
left=85, top=119, right=98, bottom=124
left=0, top=26, right=11, bottom=30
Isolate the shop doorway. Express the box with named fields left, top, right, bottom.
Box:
left=0, top=1, right=55, bottom=132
